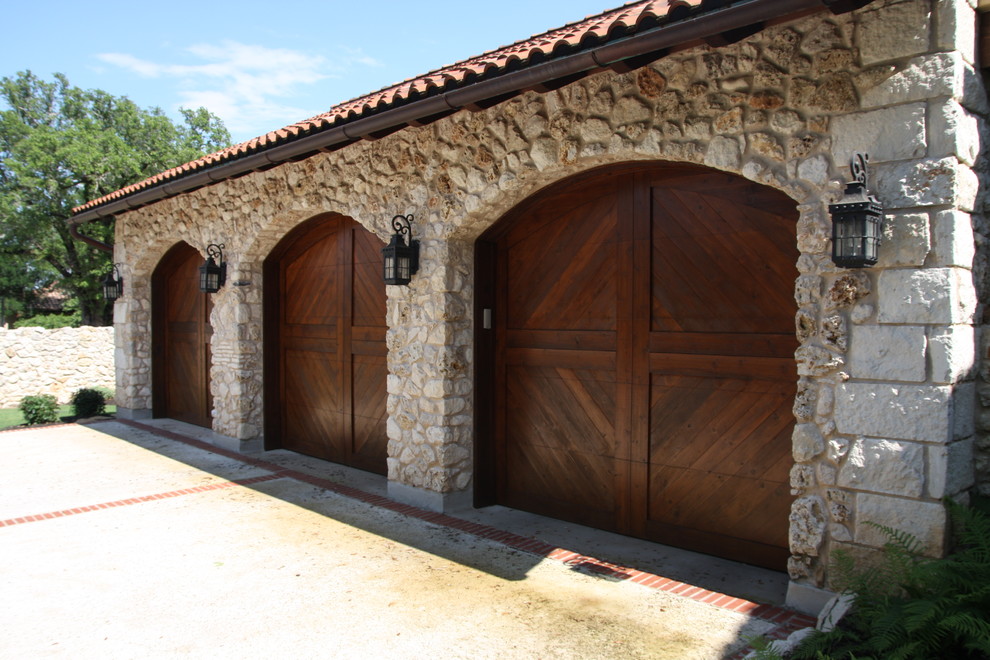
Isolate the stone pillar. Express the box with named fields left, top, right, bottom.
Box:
left=207, top=259, right=265, bottom=451
left=112, top=275, right=153, bottom=420
left=385, top=237, right=474, bottom=512
left=785, top=0, right=985, bottom=613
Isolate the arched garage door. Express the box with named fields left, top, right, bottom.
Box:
left=476, top=164, right=798, bottom=569
left=152, top=242, right=213, bottom=428
left=264, top=214, right=388, bottom=474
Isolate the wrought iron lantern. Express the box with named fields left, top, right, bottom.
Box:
left=382, top=214, right=420, bottom=285
left=199, top=243, right=227, bottom=293
left=829, top=153, right=883, bottom=268
left=102, top=263, right=123, bottom=302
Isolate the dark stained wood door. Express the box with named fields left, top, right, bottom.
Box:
left=477, top=164, right=798, bottom=569
left=152, top=242, right=213, bottom=428
left=264, top=215, right=388, bottom=474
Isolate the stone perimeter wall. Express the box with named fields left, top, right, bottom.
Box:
left=0, top=327, right=115, bottom=407
left=110, top=0, right=984, bottom=601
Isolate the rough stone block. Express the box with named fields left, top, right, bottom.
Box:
left=834, top=383, right=952, bottom=443
left=847, top=325, right=926, bottom=382
left=855, top=494, right=947, bottom=557
left=874, top=157, right=979, bottom=212
left=830, top=104, right=926, bottom=165
left=952, top=381, right=975, bottom=440
left=793, top=423, right=825, bottom=463
left=931, top=209, right=975, bottom=268
left=927, top=438, right=975, bottom=498
left=860, top=53, right=987, bottom=114
left=790, top=496, right=826, bottom=556
left=929, top=101, right=980, bottom=166
left=857, top=0, right=931, bottom=66
left=936, top=0, right=977, bottom=65
left=876, top=268, right=976, bottom=325
left=704, top=135, right=742, bottom=170
left=877, top=212, right=930, bottom=268
left=838, top=438, right=925, bottom=498
left=928, top=325, right=975, bottom=384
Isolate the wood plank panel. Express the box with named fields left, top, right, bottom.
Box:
left=153, top=242, right=212, bottom=429
left=479, top=163, right=798, bottom=571
left=265, top=215, right=387, bottom=474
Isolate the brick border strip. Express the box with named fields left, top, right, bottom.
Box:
left=105, top=420, right=821, bottom=649
left=0, top=473, right=281, bottom=528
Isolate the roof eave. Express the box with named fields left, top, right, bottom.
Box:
left=70, top=0, right=864, bottom=225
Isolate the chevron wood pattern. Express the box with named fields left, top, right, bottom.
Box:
left=480, top=164, right=798, bottom=570
left=267, top=215, right=388, bottom=474
left=153, top=243, right=212, bottom=428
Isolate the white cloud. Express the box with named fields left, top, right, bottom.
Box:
left=96, top=40, right=381, bottom=140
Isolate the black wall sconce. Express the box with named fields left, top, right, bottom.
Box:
left=829, top=153, right=883, bottom=268
left=382, top=214, right=420, bottom=285
left=199, top=243, right=227, bottom=293
left=102, top=263, right=123, bottom=302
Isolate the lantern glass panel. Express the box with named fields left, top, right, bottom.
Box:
left=199, top=258, right=222, bottom=293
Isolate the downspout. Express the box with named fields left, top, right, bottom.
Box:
left=69, top=0, right=869, bottom=226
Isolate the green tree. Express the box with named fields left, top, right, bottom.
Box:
left=0, top=71, right=231, bottom=325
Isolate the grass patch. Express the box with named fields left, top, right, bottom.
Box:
left=0, top=405, right=116, bottom=431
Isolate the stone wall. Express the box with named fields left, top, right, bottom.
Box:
left=0, top=327, right=115, bottom=407
left=108, top=0, right=984, bottom=608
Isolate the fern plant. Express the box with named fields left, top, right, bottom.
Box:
left=791, top=500, right=990, bottom=660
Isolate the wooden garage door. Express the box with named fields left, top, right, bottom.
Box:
left=477, top=164, right=798, bottom=569
left=152, top=242, right=213, bottom=428
left=264, top=215, right=388, bottom=474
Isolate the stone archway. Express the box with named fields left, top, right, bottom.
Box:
left=151, top=242, right=213, bottom=428
left=263, top=213, right=389, bottom=474
left=475, top=161, right=799, bottom=569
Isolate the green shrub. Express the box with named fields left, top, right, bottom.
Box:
left=19, top=394, right=60, bottom=425
left=70, top=388, right=106, bottom=418
left=12, top=312, right=81, bottom=329
left=791, top=499, right=990, bottom=660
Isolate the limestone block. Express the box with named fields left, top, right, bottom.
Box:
left=935, top=0, right=977, bottom=65
left=789, top=496, right=826, bottom=556
left=830, top=104, right=926, bottom=165
left=826, top=272, right=870, bottom=310
left=860, top=53, right=987, bottom=114
left=876, top=212, right=930, bottom=268
left=834, top=383, right=952, bottom=443
left=928, top=325, right=975, bottom=384
left=838, top=437, right=925, bottom=498
left=797, top=155, right=829, bottom=187
left=796, top=345, right=843, bottom=376
left=847, top=324, right=926, bottom=382
left=876, top=268, right=976, bottom=325
left=953, top=381, right=975, bottom=440
left=857, top=0, right=931, bottom=66
left=793, top=423, right=825, bottom=463
left=875, top=157, right=978, bottom=212
left=927, top=438, right=975, bottom=498
left=931, top=209, right=975, bottom=268
left=929, top=101, right=980, bottom=166
left=704, top=135, right=741, bottom=170
left=855, top=494, right=947, bottom=557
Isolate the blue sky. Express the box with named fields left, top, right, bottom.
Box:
left=2, top=0, right=617, bottom=144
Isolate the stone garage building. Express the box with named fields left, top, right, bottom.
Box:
left=70, top=0, right=988, bottom=613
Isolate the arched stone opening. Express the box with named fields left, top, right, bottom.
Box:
left=151, top=241, right=214, bottom=428
left=474, top=161, right=800, bottom=569
left=262, top=213, right=389, bottom=473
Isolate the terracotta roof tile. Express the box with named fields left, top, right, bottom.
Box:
left=72, top=0, right=722, bottom=215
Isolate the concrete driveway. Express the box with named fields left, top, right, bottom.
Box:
left=0, top=420, right=812, bottom=659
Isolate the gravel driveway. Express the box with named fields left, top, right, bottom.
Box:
left=0, top=421, right=811, bottom=659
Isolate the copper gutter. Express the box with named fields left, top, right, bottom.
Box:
left=69, top=0, right=870, bottom=226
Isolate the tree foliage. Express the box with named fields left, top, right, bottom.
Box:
left=0, top=71, right=231, bottom=325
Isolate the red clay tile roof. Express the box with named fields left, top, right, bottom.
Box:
left=70, top=0, right=791, bottom=217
